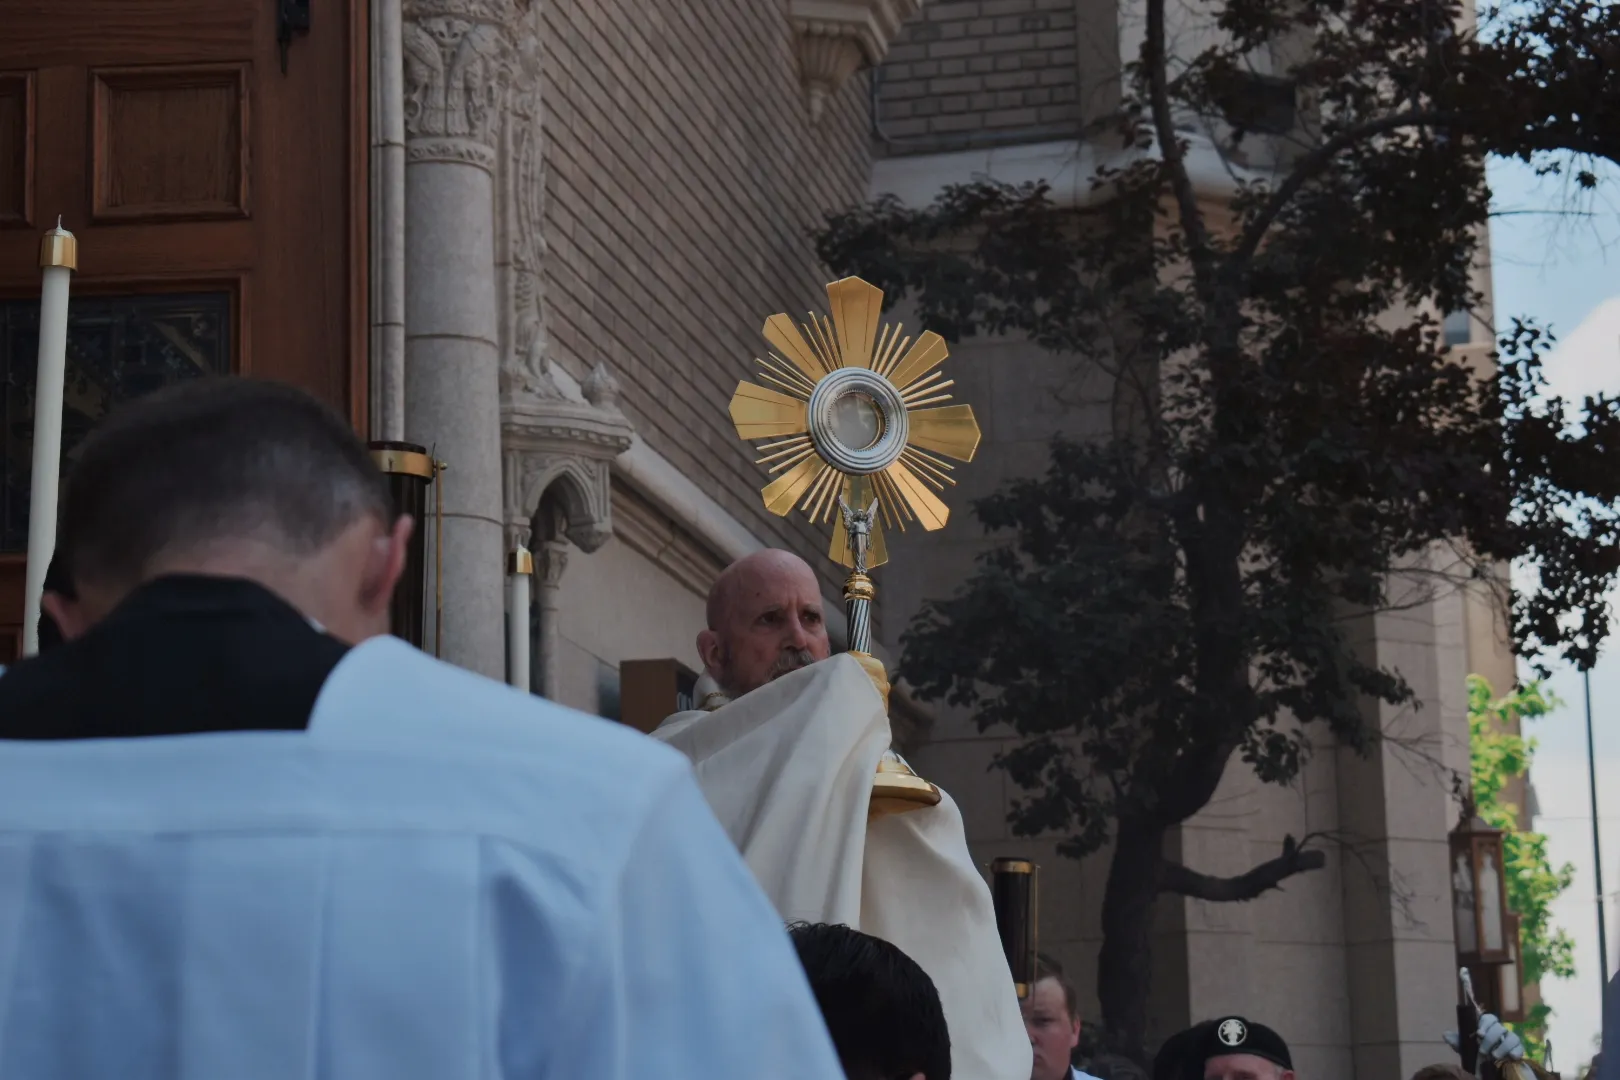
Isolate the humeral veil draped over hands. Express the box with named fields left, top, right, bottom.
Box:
left=653, top=653, right=1032, bottom=1080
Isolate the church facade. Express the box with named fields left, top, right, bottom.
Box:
left=0, top=1, right=1511, bottom=1077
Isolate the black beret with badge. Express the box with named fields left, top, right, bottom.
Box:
left=1155, top=1020, right=1219, bottom=1080
left=1200, top=1017, right=1293, bottom=1072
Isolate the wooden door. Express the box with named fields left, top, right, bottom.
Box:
left=0, top=0, right=369, bottom=654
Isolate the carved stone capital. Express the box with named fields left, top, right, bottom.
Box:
left=536, top=539, right=569, bottom=592
left=406, top=137, right=499, bottom=168
left=789, top=0, right=921, bottom=122
left=402, top=0, right=536, bottom=158
left=502, top=378, right=635, bottom=555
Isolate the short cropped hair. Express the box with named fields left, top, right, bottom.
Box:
left=1411, top=1066, right=1470, bottom=1080
left=788, top=921, right=952, bottom=1080
left=59, top=378, right=392, bottom=591
left=1035, top=953, right=1079, bottom=1022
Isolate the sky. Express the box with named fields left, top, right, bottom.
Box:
left=1487, top=152, right=1620, bottom=1071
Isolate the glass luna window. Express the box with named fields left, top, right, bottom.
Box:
left=0, top=291, right=232, bottom=552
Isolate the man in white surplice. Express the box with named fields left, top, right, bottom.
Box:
left=654, top=549, right=1032, bottom=1080
left=0, top=379, right=843, bottom=1080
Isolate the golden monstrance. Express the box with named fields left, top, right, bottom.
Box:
left=728, top=276, right=982, bottom=813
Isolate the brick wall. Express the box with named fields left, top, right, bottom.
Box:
left=540, top=0, right=872, bottom=594
left=874, top=0, right=1082, bottom=155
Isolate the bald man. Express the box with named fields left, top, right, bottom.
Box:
left=653, top=548, right=1032, bottom=1080
left=696, top=549, right=831, bottom=705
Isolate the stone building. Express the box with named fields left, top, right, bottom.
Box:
left=0, top=1, right=1511, bottom=1078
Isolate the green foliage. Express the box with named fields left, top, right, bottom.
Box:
left=1467, top=675, right=1577, bottom=1054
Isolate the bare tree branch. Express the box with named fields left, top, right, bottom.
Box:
left=1159, top=833, right=1326, bottom=901
left=1231, top=110, right=1460, bottom=267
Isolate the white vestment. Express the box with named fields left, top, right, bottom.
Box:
left=654, top=653, right=1033, bottom=1080
left=0, top=637, right=843, bottom=1080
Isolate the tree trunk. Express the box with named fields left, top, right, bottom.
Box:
left=1097, top=814, right=1166, bottom=1064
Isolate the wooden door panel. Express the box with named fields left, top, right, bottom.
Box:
left=92, top=64, right=251, bottom=224
left=0, top=72, right=32, bottom=228
left=0, top=2, right=258, bottom=69
left=0, top=0, right=367, bottom=645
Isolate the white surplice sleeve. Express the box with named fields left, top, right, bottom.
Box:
left=539, top=761, right=845, bottom=1080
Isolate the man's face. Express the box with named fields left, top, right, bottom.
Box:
left=1205, top=1054, right=1293, bottom=1080
left=1022, top=976, right=1078, bottom=1080
left=697, top=551, right=831, bottom=698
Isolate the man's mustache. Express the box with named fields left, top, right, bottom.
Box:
left=768, top=648, right=817, bottom=680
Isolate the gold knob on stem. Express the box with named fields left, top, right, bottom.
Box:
left=852, top=650, right=942, bottom=816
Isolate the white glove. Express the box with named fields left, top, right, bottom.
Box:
left=1479, top=1015, right=1525, bottom=1063
left=1442, top=1015, right=1525, bottom=1071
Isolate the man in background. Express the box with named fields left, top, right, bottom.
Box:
left=34, top=550, right=75, bottom=652
left=790, top=921, right=952, bottom=1080
left=0, top=377, right=844, bottom=1079
left=1023, top=955, right=1104, bottom=1080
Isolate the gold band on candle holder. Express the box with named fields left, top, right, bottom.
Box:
left=508, top=547, right=534, bottom=575
left=39, top=220, right=77, bottom=271
left=991, top=858, right=1035, bottom=874
left=369, top=446, right=435, bottom=479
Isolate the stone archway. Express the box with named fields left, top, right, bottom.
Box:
left=501, top=359, right=633, bottom=697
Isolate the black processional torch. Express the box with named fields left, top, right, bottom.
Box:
left=367, top=441, right=439, bottom=650
left=992, top=857, right=1039, bottom=999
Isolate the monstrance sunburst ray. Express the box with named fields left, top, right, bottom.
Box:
left=727, top=276, right=981, bottom=571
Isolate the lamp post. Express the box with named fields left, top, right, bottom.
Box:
left=1451, top=797, right=1513, bottom=968
left=1497, top=913, right=1524, bottom=1023
left=1586, top=667, right=1609, bottom=986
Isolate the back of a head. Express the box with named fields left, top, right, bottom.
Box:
left=1411, top=1066, right=1471, bottom=1080
left=1155, top=1021, right=1217, bottom=1080
left=60, top=377, right=391, bottom=594
left=789, top=922, right=951, bottom=1080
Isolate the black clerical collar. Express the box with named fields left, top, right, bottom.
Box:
left=0, top=574, right=350, bottom=741
left=99, top=573, right=311, bottom=625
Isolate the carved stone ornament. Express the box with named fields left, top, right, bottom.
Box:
left=502, top=362, right=635, bottom=555
left=789, top=0, right=922, bottom=122
left=402, top=0, right=534, bottom=168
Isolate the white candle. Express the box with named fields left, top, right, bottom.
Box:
left=506, top=545, right=533, bottom=691
left=23, top=219, right=76, bottom=656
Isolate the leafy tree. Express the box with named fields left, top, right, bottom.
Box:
left=817, top=0, right=1620, bottom=1060
left=1467, top=675, right=1576, bottom=1056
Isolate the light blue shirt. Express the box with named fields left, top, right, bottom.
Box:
left=0, top=637, right=843, bottom=1079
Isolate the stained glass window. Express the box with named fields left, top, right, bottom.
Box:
left=0, top=291, right=231, bottom=551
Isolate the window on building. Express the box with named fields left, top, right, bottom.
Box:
left=1217, top=73, right=1297, bottom=136
left=1443, top=309, right=1472, bottom=347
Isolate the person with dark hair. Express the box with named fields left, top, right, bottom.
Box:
left=34, top=548, right=77, bottom=652
left=0, top=376, right=406, bottom=732
left=789, top=922, right=952, bottom=1080
left=0, top=377, right=846, bottom=1080
left=1411, top=1064, right=1472, bottom=1080
left=1024, top=954, right=1104, bottom=1080
left=1154, top=1022, right=1218, bottom=1080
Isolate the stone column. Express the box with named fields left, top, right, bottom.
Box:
left=535, top=536, right=568, bottom=699
left=401, top=0, right=523, bottom=677
left=1336, top=558, right=1469, bottom=1080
